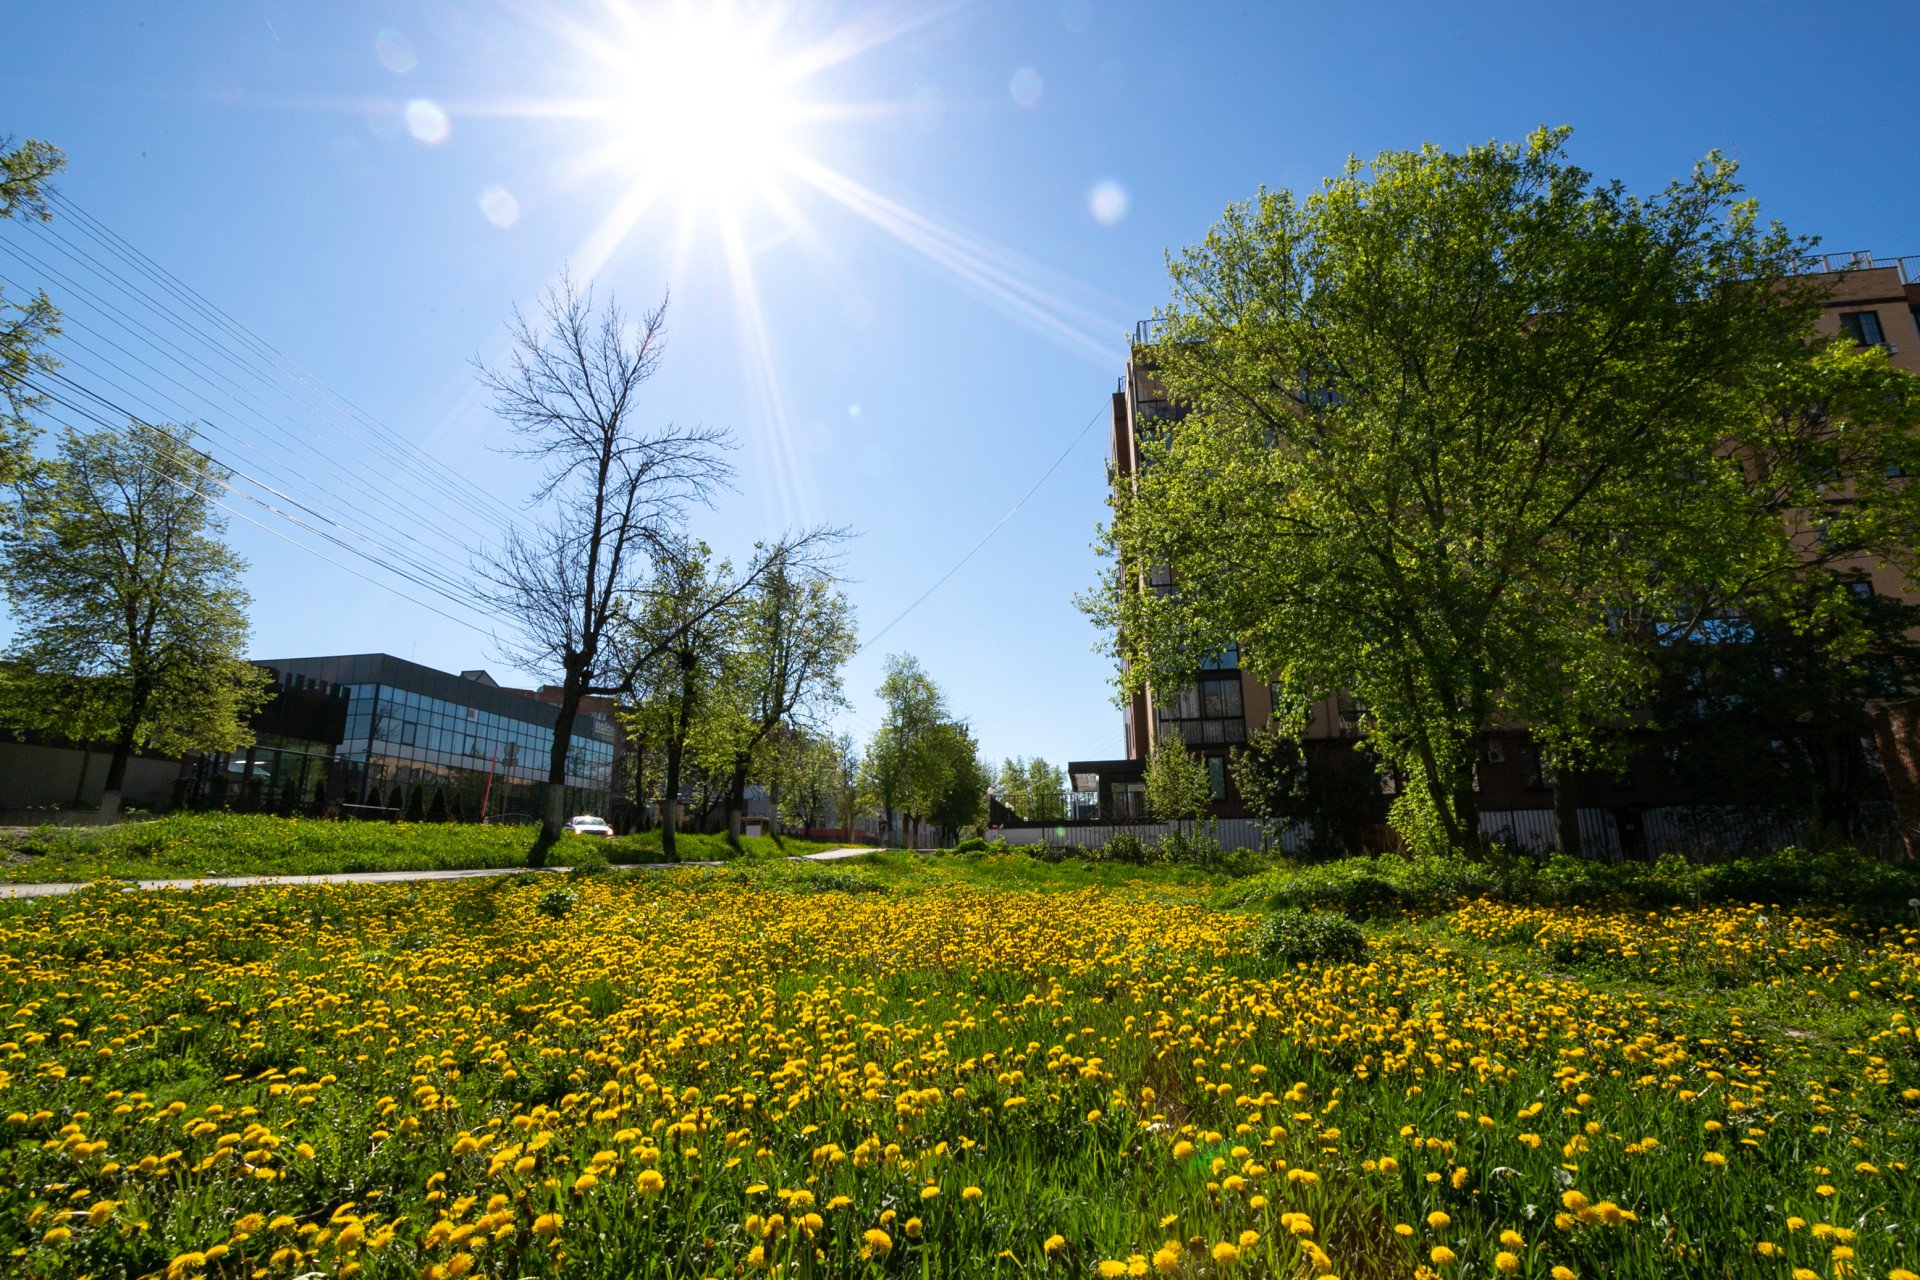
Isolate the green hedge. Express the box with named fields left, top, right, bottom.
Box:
left=1216, top=848, right=1920, bottom=915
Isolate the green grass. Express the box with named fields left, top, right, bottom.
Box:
left=0, top=812, right=849, bottom=883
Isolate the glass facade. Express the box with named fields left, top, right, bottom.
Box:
left=336, top=681, right=613, bottom=815
left=184, top=654, right=614, bottom=820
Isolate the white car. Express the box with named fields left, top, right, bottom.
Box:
left=565, top=815, right=613, bottom=837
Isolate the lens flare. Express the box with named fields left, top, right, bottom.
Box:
left=1088, top=179, right=1128, bottom=226
left=404, top=99, right=450, bottom=145
left=374, top=28, right=418, bottom=74
left=1009, top=67, right=1043, bottom=108
left=479, top=185, right=520, bottom=228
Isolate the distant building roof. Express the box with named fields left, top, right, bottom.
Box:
left=459, top=669, right=499, bottom=687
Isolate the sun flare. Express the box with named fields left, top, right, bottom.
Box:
left=606, top=6, right=803, bottom=209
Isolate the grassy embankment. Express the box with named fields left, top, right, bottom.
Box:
left=0, top=812, right=847, bottom=883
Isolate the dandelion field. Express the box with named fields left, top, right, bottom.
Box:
left=2, top=857, right=1917, bottom=1279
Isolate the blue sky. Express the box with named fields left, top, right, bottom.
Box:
left=4, top=0, right=1918, bottom=772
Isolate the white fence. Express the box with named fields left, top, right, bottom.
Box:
left=995, top=806, right=1835, bottom=860
left=987, top=818, right=1281, bottom=854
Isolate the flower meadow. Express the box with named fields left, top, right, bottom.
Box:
left=1, top=868, right=1916, bottom=1279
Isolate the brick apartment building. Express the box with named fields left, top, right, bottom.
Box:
left=1070, top=253, right=1920, bottom=855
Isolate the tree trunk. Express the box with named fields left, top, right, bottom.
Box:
left=1869, top=699, right=1920, bottom=859
left=769, top=776, right=783, bottom=844
left=661, top=736, right=683, bottom=861
left=537, top=662, right=588, bottom=862
left=99, top=680, right=152, bottom=820
left=71, top=749, right=91, bottom=809
left=1552, top=766, right=1582, bottom=858
left=725, top=755, right=750, bottom=851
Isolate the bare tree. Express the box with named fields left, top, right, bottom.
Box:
left=476, top=278, right=736, bottom=850
left=477, top=276, right=847, bottom=856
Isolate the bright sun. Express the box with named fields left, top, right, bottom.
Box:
left=610, top=6, right=802, bottom=209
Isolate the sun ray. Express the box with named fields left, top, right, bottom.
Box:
left=570, top=176, right=668, bottom=281
left=786, top=155, right=1129, bottom=368
left=717, top=207, right=813, bottom=532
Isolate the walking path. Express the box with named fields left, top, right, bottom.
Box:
left=0, top=847, right=874, bottom=900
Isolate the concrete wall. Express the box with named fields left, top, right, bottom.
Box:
left=0, top=742, right=178, bottom=810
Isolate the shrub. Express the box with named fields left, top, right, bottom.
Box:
left=792, top=869, right=888, bottom=895
left=567, top=849, right=612, bottom=879
left=536, top=886, right=577, bottom=918
left=1098, top=830, right=1154, bottom=865
left=1256, top=908, right=1366, bottom=966
left=952, top=836, right=990, bottom=854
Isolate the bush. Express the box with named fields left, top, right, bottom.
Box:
left=1097, top=830, right=1154, bottom=865
left=1256, top=908, right=1366, bottom=966
left=536, top=886, right=577, bottom=918
left=1215, top=846, right=1920, bottom=916
left=951, top=836, right=990, bottom=854
left=567, top=849, right=612, bottom=879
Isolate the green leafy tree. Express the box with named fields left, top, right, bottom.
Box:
left=1, top=136, right=65, bottom=486
left=1143, top=742, right=1212, bottom=834
left=0, top=421, right=271, bottom=815
left=1091, top=128, right=1876, bottom=854
left=772, top=729, right=840, bottom=833
left=863, top=654, right=978, bottom=848
left=926, top=722, right=990, bottom=840
left=1230, top=726, right=1383, bottom=855
left=831, top=732, right=864, bottom=841
left=1228, top=727, right=1310, bottom=842
left=995, top=755, right=1067, bottom=822
left=618, top=544, right=734, bottom=860
left=704, top=553, right=856, bottom=846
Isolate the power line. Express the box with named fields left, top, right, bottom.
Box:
left=857, top=400, right=1107, bottom=654
left=4, top=309, right=492, bottom=596
left=1, top=221, right=521, bottom=555
left=30, top=401, right=502, bottom=642
left=38, top=191, right=527, bottom=529
left=0, top=191, right=550, bottom=638
left=27, top=378, right=497, bottom=626
left=0, top=243, right=510, bottom=563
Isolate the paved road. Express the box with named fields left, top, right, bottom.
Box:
left=0, top=847, right=875, bottom=900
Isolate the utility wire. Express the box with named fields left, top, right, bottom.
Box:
left=27, top=378, right=497, bottom=625
left=36, top=370, right=479, bottom=603
left=3, top=219, right=522, bottom=548
left=0, top=244, right=511, bottom=560
left=27, top=194, right=527, bottom=529
left=32, top=401, right=501, bottom=641
left=17, top=322, right=487, bottom=598
left=857, top=400, right=1107, bottom=654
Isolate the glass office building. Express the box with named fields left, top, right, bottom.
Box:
left=184, top=654, right=614, bottom=819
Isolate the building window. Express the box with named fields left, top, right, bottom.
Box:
left=1847, top=579, right=1875, bottom=600
left=1520, top=744, right=1548, bottom=791
left=1156, top=674, right=1246, bottom=746
left=1887, top=463, right=1910, bottom=479
left=1207, top=756, right=1226, bottom=802
left=1839, top=310, right=1885, bottom=346
left=1199, top=643, right=1240, bottom=671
